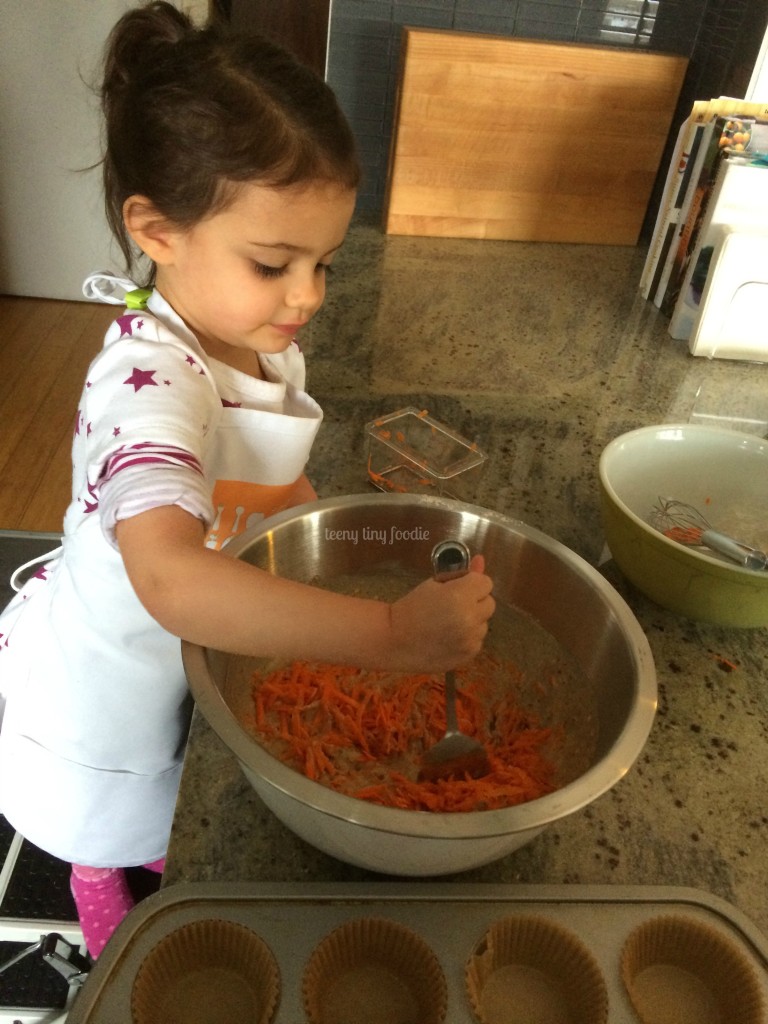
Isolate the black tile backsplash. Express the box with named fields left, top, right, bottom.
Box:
left=327, top=0, right=767, bottom=233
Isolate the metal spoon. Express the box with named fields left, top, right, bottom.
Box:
left=417, top=540, right=492, bottom=783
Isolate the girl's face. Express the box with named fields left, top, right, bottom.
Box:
left=152, top=180, right=356, bottom=375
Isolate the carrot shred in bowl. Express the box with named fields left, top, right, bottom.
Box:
left=246, top=654, right=560, bottom=812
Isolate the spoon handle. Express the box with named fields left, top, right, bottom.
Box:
left=431, top=540, right=471, bottom=581
left=700, top=530, right=768, bottom=570
left=444, top=670, right=460, bottom=735
left=431, top=540, right=471, bottom=738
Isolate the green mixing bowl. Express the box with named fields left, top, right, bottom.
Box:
left=599, top=424, right=768, bottom=627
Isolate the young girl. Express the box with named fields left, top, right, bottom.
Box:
left=0, top=2, right=494, bottom=957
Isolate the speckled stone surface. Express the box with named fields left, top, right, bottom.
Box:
left=163, top=219, right=768, bottom=932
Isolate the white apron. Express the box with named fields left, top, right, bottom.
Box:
left=0, top=281, right=322, bottom=865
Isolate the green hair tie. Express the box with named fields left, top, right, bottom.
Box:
left=125, top=287, right=152, bottom=310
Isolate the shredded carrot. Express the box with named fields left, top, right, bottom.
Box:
left=664, top=525, right=703, bottom=545
left=709, top=651, right=739, bottom=672
left=247, top=655, right=559, bottom=812
left=367, top=456, right=408, bottom=492
left=367, top=458, right=390, bottom=487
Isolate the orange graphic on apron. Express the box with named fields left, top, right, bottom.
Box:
left=205, top=478, right=297, bottom=550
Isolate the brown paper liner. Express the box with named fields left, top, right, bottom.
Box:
left=465, top=914, right=608, bottom=1024
left=131, top=918, right=280, bottom=1024
left=302, top=916, right=447, bottom=1024
left=621, top=914, right=766, bottom=1024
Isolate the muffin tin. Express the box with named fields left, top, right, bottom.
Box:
left=66, top=882, right=768, bottom=1024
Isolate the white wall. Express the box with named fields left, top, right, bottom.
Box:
left=0, top=1, right=208, bottom=301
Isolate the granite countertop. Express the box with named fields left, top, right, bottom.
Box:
left=163, top=219, right=768, bottom=933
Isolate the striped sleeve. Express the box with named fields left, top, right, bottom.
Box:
left=102, top=442, right=205, bottom=480
left=97, top=444, right=214, bottom=550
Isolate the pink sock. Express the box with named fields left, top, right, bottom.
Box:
left=143, top=857, right=165, bottom=874
left=70, top=864, right=135, bottom=958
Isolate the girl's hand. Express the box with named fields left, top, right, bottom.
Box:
left=388, top=554, right=495, bottom=673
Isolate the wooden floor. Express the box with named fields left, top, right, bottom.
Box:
left=0, top=295, right=116, bottom=533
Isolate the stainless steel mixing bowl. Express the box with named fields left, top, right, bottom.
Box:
left=182, top=494, right=656, bottom=876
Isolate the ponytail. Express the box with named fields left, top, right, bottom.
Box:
left=102, top=2, right=190, bottom=103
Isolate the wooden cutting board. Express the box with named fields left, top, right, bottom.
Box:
left=384, top=29, right=688, bottom=244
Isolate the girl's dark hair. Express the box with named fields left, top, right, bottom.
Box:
left=101, top=1, right=360, bottom=273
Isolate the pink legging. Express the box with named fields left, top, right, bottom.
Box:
left=70, top=859, right=165, bottom=958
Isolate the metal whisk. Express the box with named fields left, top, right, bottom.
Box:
left=650, top=498, right=768, bottom=570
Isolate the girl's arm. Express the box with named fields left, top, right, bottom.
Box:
left=116, top=503, right=495, bottom=673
